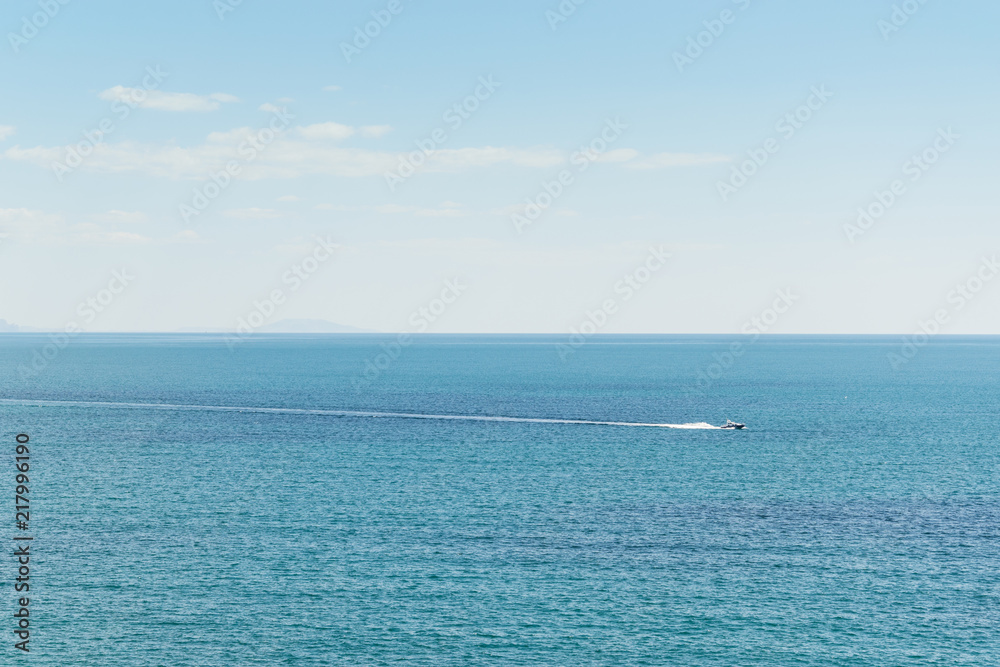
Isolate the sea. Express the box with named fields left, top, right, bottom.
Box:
left=1, top=334, right=997, bottom=665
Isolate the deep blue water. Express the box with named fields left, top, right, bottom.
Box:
left=1, top=334, right=998, bottom=665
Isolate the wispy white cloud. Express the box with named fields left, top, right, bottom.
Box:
left=492, top=203, right=576, bottom=218
left=0, top=126, right=14, bottom=141
left=72, top=223, right=151, bottom=244
left=297, top=122, right=356, bottom=141
left=360, top=125, right=392, bottom=138
left=3, top=122, right=722, bottom=182
left=374, top=203, right=468, bottom=218
left=428, top=146, right=565, bottom=170
left=259, top=100, right=294, bottom=113
left=591, top=148, right=639, bottom=163
left=223, top=208, right=282, bottom=220
left=313, top=202, right=470, bottom=218
left=323, top=85, right=342, bottom=92
left=1, top=208, right=152, bottom=245
left=89, top=210, right=147, bottom=224
left=3, top=127, right=566, bottom=180
left=173, top=230, right=203, bottom=243
left=275, top=236, right=345, bottom=256
left=624, top=152, right=731, bottom=169
left=0, top=208, right=63, bottom=237
left=0, top=207, right=202, bottom=246
left=98, top=87, right=240, bottom=112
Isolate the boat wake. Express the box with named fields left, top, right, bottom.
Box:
left=0, top=398, right=726, bottom=430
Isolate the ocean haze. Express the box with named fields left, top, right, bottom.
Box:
left=0, top=318, right=375, bottom=334
left=175, top=318, right=376, bottom=334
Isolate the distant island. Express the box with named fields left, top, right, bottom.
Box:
left=0, top=319, right=44, bottom=332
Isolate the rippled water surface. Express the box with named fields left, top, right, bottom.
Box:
left=1, top=334, right=998, bottom=665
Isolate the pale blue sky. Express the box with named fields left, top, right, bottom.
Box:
left=1, top=0, right=998, bottom=333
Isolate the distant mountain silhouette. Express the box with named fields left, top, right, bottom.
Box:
left=0, top=319, right=43, bottom=332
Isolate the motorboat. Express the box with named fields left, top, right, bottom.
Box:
left=720, top=419, right=745, bottom=429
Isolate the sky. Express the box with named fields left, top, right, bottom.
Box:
left=1, top=0, right=998, bottom=334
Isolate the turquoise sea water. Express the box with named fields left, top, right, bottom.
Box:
left=1, top=334, right=998, bottom=665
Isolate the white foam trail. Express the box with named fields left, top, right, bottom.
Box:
left=0, top=398, right=725, bottom=430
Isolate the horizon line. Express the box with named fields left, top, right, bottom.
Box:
left=2, top=332, right=1000, bottom=337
